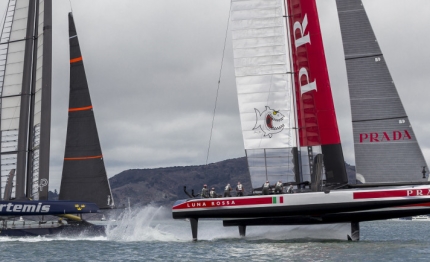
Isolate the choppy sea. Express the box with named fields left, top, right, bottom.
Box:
left=1, top=205, right=429, bottom=261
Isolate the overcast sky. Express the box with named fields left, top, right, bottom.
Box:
left=1, top=0, right=429, bottom=191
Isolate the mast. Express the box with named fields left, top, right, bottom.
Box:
left=15, top=0, right=36, bottom=199
left=335, top=0, right=428, bottom=183
left=59, top=13, right=114, bottom=208
left=32, top=0, right=52, bottom=200
left=285, top=0, right=348, bottom=187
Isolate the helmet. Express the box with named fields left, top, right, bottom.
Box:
left=204, top=184, right=207, bottom=187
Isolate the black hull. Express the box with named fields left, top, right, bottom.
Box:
left=223, top=208, right=430, bottom=226
left=0, top=221, right=106, bottom=237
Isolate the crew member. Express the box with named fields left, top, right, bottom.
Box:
left=201, top=184, right=209, bottom=198
left=224, top=183, right=232, bottom=197
left=274, top=180, right=283, bottom=194
left=209, top=187, right=217, bottom=198
left=286, top=184, right=294, bottom=194
left=262, top=181, right=271, bottom=195
left=236, top=182, right=244, bottom=197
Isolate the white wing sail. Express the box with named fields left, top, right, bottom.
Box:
left=230, top=0, right=297, bottom=188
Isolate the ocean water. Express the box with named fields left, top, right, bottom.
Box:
left=1, top=206, right=430, bottom=262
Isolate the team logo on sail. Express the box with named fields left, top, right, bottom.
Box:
left=253, top=106, right=285, bottom=138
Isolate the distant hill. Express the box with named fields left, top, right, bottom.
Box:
left=108, top=157, right=357, bottom=208
left=109, top=157, right=251, bottom=208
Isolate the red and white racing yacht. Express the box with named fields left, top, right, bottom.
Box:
left=172, top=0, right=430, bottom=241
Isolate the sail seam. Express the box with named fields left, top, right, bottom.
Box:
left=345, top=53, right=382, bottom=60
left=350, top=97, right=400, bottom=101
left=235, top=72, right=292, bottom=77
left=0, top=37, right=34, bottom=45
left=352, top=116, right=408, bottom=123
left=230, top=25, right=284, bottom=32
left=233, top=44, right=286, bottom=50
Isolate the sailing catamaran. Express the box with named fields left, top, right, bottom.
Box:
left=0, top=0, right=114, bottom=236
left=172, top=0, right=430, bottom=241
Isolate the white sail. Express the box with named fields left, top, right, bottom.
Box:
left=231, top=0, right=296, bottom=188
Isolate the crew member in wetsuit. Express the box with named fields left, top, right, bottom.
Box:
left=209, top=187, right=217, bottom=198
left=286, top=184, right=294, bottom=194
left=201, top=184, right=209, bottom=198
left=274, top=180, right=283, bottom=194
left=224, top=183, right=232, bottom=197
left=236, top=182, right=244, bottom=197
left=262, top=181, right=271, bottom=195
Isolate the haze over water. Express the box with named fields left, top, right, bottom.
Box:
left=0, top=206, right=429, bottom=261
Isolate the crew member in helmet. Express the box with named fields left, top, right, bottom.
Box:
left=262, top=181, right=271, bottom=195
left=224, top=183, right=232, bottom=197
left=209, top=187, right=217, bottom=198
left=201, top=184, right=209, bottom=198
left=236, top=182, right=244, bottom=197
left=274, top=180, right=283, bottom=194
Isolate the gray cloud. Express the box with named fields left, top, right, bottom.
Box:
left=0, top=0, right=429, bottom=191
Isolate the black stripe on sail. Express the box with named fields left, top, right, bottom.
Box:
left=59, top=13, right=114, bottom=209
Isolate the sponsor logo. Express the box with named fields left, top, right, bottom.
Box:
left=359, top=130, right=412, bottom=143
left=253, top=106, right=285, bottom=138
left=75, top=204, right=86, bottom=211
left=407, top=189, right=430, bottom=196
left=293, top=14, right=317, bottom=96
left=0, top=202, right=50, bottom=213
left=354, top=188, right=430, bottom=199
left=186, top=200, right=236, bottom=208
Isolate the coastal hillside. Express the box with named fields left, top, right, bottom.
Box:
left=108, top=157, right=357, bottom=208
left=109, top=157, right=251, bottom=208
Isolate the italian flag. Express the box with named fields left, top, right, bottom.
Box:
left=272, top=196, right=284, bottom=204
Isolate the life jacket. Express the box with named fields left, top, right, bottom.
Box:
left=276, top=182, right=282, bottom=187
left=210, top=190, right=216, bottom=197
left=225, top=185, right=231, bottom=191
left=263, top=182, right=270, bottom=188
left=237, top=184, right=243, bottom=191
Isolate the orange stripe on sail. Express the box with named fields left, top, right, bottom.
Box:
left=70, top=56, right=83, bottom=63
left=64, top=155, right=103, bottom=161
left=69, top=105, right=93, bottom=112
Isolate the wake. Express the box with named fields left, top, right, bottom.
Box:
left=0, top=205, right=351, bottom=242
left=105, top=205, right=350, bottom=242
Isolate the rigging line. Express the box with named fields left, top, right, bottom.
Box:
left=205, top=0, right=232, bottom=166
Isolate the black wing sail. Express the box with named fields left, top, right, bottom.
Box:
left=59, top=13, right=114, bottom=209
